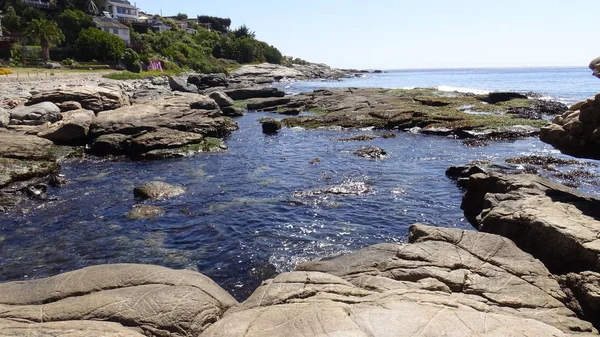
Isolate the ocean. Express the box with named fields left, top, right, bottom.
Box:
left=0, top=67, right=598, bottom=300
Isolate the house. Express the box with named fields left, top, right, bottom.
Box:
left=135, top=14, right=172, bottom=33
left=104, top=0, right=139, bottom=23
left=93, top=16, right=131, bottom=45
left=20, top=0, right=54, bottom=9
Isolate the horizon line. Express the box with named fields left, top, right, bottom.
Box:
left=353, top=65, right=589, bottom=72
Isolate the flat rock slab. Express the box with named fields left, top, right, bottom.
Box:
left=461, top=172, right=600, bottom=274
left=27, top=86, right=130, bottom=113
left=278, top=88, right=554, bottom=140
left=0, top=264, right=238, bottom=337
left=89, top=93, right=237, bottom=157
left=0, top=133, right=55, bottom=160
left=204, top=224, right=595, bottom=336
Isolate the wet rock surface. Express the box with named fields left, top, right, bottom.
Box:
left=133, top=181, right=185, bottom=200
left=259, top=118, right=282, bottom=134
left=353, top=146, right=387, bottom=159
left=249, top=88, right=556, bottom=141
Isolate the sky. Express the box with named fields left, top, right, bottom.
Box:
left=137, top=0, right=598, bottom=69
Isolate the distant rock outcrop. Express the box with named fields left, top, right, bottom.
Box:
left=540, top=93, right=600, bottom=159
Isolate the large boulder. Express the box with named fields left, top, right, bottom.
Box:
left=89, top=93, right=237, bottom=156
left=590, top=56, right=600, bottom=79
left=481, top=91, right=528, bottom=104
left=168, top=76, right=198, bottom=93
left=260, top=118, right=282, bottom=134
left=223, top=87, right=285, bottom=101
left=0, top=264, right=238, bottom=337
left=37, top=109, right=95, bottom=145
left=27, top=86, right=130, bottom=113
left=228, top=63, right=304, bottom=85
left=188, top=73, right=229, bottom=89
left=461, top=172, right=600, bottom=274
left=204, top=224, right=594, bottom=336
left=540, top=94, right=600, bottom=159
left=9, top=102, right=62, bottom=125
left=209, top=91, right=234, bottom=108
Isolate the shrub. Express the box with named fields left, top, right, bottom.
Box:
left=75, top=28, right=125, bottom=62
left=0, top=68, right=13, bottom=75
left=122, top=48, right=140, bottom=73
left=61, top=58, right=78, bottom=67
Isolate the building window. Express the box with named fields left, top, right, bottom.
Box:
left=113, top=28, right=119, bottom=34
left=104, top=28, right=110, bottom=32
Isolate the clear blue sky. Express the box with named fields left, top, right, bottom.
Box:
left=137, top=0, right=598, bottom=69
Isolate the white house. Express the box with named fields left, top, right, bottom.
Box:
left=93, top=17, right=131, bottom=45
left=104, top=0, right=138, bottom=22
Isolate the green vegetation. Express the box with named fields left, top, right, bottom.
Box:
left=103, top=69, right=181, bottom=80
left=282, top=88, right=547, bottom=133
left=25, top=19, right=64, bottom=61
left=76, top=27, right=125, bottom=62
left=1, top=2, right=284, bottom=74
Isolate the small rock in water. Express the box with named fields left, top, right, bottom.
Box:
left=133, top=181, right=185, bottom=200
left=260, top=118, right=282, bottom=134
left=126, top=204, right=165, bottom=219
left=353, top=146, right=387, bottom=159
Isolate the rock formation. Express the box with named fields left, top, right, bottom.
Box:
left=2, top=225, right=596, bottom=336
left=540, top=94, right=600, bottom=159
left=0, top=264, right=237, bottom=337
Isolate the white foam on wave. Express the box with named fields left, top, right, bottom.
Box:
left=436, top=85, right=490, bottom=95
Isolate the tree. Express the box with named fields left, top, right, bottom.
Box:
left=58, top=9, right=94, bottom=46
left=232, top=24, right=255, bottom=39
left=3, top=7, right=21, bottom=32
left=75, top=27, right=125, bottom=62
left=175, top=13, right=188, bottom=20
left=25, top=18, right=65, bottom=61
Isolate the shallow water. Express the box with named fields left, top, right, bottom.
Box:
left=1, top=68, right=600, bottom=300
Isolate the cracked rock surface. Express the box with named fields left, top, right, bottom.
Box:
left=202, top=224, right=596, bottom=336
left=461, top=172, right=600, bottom=274
left=0, top=264, right=238, bottom=337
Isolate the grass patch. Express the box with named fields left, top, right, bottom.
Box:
left=233, top=100, right=249, bottom=109
left=103, top=70, right=183, bottom=80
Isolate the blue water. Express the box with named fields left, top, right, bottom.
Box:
left=281, top=67, right=600, bottom=106
left=1, top=68, right=599, bottom=300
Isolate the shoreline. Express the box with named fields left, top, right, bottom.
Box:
left=0, top=62, right=599, bottom=335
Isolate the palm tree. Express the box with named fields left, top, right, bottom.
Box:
left=25, top=18, right=65, bottom=62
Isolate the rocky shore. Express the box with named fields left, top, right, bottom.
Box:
left=1, top=61, right=600, bottom=336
